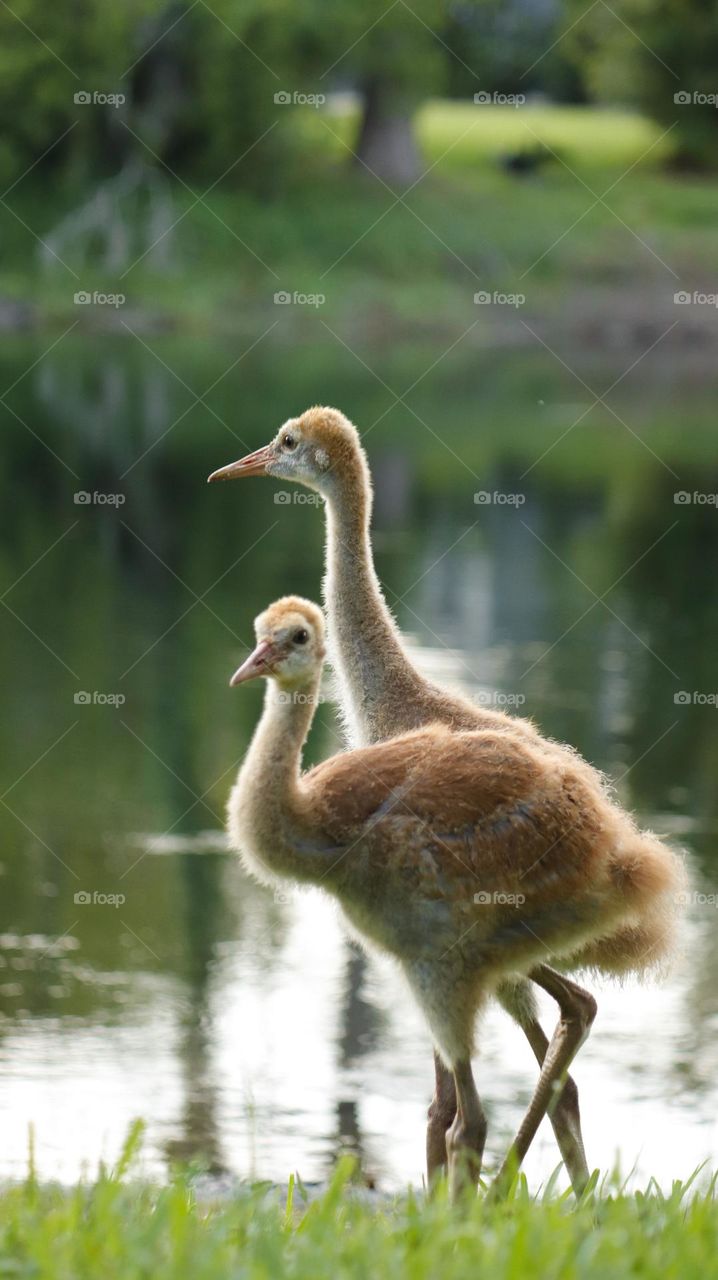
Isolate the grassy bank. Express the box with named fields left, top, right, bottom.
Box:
left=2, top=1146, right=715, bottom=1280
left=3, top=102, right=716, bottom=339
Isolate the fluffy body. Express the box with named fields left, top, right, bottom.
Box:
left=218, top=407, right=683, bottom=986
left=228, top=599, right=682, bottom=1067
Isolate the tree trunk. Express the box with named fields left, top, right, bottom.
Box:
left=354, top=76, right=420, bottom=186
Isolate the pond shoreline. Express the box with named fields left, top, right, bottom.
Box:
left=1, top=286, right=716, bottom=362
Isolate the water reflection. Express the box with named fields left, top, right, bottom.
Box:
left=1, top=332, right=718, bottom=1188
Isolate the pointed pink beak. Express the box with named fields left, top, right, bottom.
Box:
left=230, top=638, right=282, bottom=687
left=208, top=443, right=273, bottom=484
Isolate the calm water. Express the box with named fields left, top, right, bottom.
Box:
left=2, top=328, right=718, bottom=1190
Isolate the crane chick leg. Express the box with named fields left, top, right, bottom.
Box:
left=491, top=965, right=597, bottom=1198
left=446, top=1057, right=487, bottom=1202
left=497, top=974, right=590, bottom=1194
left=427, top=1050, right=457, bottom=1186
left=520, top=1009, right=589, bottom=1193
left=428, top=978, right=591, bottom=1193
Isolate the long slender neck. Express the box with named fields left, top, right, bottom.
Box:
left=231, top=674, right=331, bottom=883
left=245, top=677, right=318, bottom=792
left=322, top=464, right=427, bottom=744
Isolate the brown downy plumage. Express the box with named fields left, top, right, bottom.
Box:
left=210, top=409, right=685, bottom=1195
left=209, top=408, right=683, bottom=978
left=226, top=598, right=684, bottom=1193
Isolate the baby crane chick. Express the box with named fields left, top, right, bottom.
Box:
left=227, top=596, right=683, bottom=1199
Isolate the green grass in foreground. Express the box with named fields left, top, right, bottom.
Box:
left=2, top=1129, right=716, bottom=1280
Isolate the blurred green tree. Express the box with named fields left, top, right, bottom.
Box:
left=562, top=0, right=718, bottom=167
left=445, top=0, right=584, bottom=103
left=0, top=1, right=296, bottom=188
left=0, top=1, right=156, bottom=184
left=0, top=0, right=587, bottom=193
left=0, top=0, right=453, bottom=188
left=306, top=0, right=448, bottom=184
left=161, top=0, right=453, bottom=185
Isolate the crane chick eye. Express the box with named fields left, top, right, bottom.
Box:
left=292, top=629, right=309, bottom=645
left=282, top=433, right=297, bottom=450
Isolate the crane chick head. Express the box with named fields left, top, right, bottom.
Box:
left=230, top=596, right=326, bottom=690
left=208, top=406, right=368, bottom=497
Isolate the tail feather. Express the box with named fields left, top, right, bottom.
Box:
left=565, top=826, right=686, bottom=978
left=564, top=914, right=677, bottom=979
left=607, top=827, right=682, bottom=905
